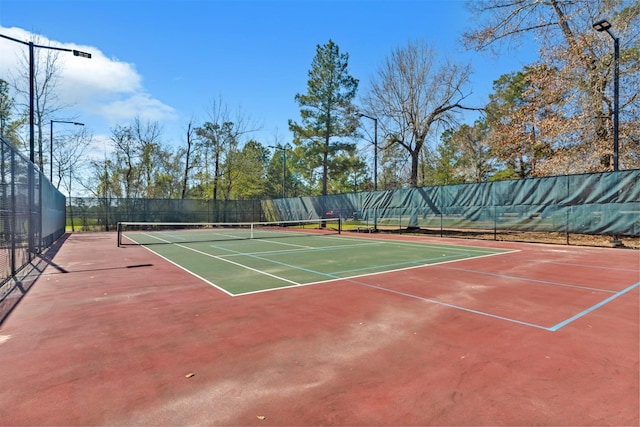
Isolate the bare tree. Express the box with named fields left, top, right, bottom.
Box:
left=109, top=124, right=138, bottom=198
left=11, top=34, right=67, bottom=170
left=194, top=97, right=258, bottom=200
left=0, top=79, right=24, bottom=144
left=181, top=118, right=197, bottom=199
left=464, top=0, right=640, bottom=171
left=52, top=126, right=93, bottom=190
left=56, top=127, right=92, bottom=231
left=363, top=39, right=475, bottom=187
left=131, top=116, right=163, bottom=197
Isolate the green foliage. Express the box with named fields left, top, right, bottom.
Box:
left=486, top=71, right=527, bottom=121
left=265, top=147, right=295, bottom=198
left=377, top=143, right=409, bottom=190
left=436, top=122, right=495, bottom=183
left=0, top=79, right=24, bottom=145
left=432, top=129, right=466, bottom=185
left=194, top=121, right=238, bottom=200
left=488, top=169, right=520, bottom=181
left=327, top=150, right=369, bottom=193
left=231, top=140, right=269, bottom=199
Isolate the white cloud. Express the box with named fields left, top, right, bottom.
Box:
left=98, top=93, right=177, bottom=123
left=0, top=26, right=176, bottom=127
left=58, top=49, right=142, bottom=101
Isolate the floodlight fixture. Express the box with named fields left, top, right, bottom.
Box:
left=73, top=49, right=92, bottom=58
left=592, top=19, right=612, bottom=32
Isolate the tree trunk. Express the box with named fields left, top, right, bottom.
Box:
left=410, top=149, right=419, bottom=188
left=181, top=123, right=192, bottom=199
left=322, top=135, right=329, bottom=195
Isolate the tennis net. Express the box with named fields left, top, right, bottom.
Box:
left=117, top=218, right=341, bottom=247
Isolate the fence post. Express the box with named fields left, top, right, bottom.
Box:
left=565, top=175, right=570, bottom=245
left=494, top=206, right=497, bottom=240
left=38, top=172, right=43, bottom=252
left=10, top=148, right=16, bottom=276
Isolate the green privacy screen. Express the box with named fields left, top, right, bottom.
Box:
left=265, top=170, right=639, bottom=236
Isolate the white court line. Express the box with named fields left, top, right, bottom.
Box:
left=219, top=241, right=383, bottom=258
left=132, top=231, right=514, bottom=296
left=136, top=232, right=301, bottom=287
left=131, top=232, right=636, bottom=332
left=175, top=243, right=302, bottom=286
left=236, top=250, right=511, bottom=297
left=320, top=234, right=514, bottom=254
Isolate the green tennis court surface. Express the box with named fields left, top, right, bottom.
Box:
left=122, top=230, right=510, bottom=295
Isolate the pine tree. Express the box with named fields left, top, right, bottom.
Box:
left=289, top=40, right=359, bottom=195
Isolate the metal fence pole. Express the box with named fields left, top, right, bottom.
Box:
left=10, top=148, right=16, bottom=276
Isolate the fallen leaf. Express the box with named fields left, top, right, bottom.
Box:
left=185, top=373, right=195, bottom=378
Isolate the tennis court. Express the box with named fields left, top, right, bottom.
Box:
left=118, top=220, right=511, bottom=295
left=0, top=230, right=637, bottom=425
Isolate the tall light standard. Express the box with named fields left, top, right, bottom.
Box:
left=50, top=120, right=84, bottom=182
left=0, top=33, right=91, bottom=257
left=0, top=33, right=91, bottom=164
left=356, top=113, right=378, bottom=191
left=356, top=113, right=379, bottom=231
left=269, top=145, right=288, bottom=198
left=592, top=19, right=620, bottom=171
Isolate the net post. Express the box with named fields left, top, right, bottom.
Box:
left=338, top=217, right=342, bottom=234
left=116, top=222, right=121, bottom=247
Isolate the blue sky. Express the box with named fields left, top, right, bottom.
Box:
left=0, top=0, right=538, bottom=152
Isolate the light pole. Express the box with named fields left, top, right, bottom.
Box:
left=0, top=33, right=91, bottom=257
left=50, top=120, right=84, bottom=182
left=269, top=145, right=288, bottom=198
left=356, top=113, right=378, bottom=191
left=356, top=113, right=379, bottom=231
left=592, top=19, right=620, bottom=171
left=0, top=33, right=91, bottom=164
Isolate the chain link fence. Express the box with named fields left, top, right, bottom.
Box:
left=0, top=136, right=66, bottom=321
left=67, top=197, right=265, bottom=231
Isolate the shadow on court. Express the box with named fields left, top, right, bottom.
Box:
left=0, top=233, right=70, bottom=324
